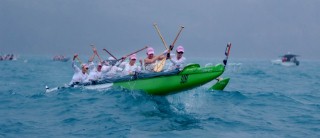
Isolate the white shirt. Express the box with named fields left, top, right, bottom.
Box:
left=122, top=63, right=141, bottom=75
left=103, top=66, right=123, bottom=78
left=70, top=61, right=88, bottom=84
left=169, top=56, right=186, bottom=70
left=145, top=62, right=156, bottom=72
left=87, top=68, right=102, bottom=82
left=101, top=65, right=112, bottom=73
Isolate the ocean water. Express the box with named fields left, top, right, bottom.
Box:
left=0, top=56, right=319, bottom=138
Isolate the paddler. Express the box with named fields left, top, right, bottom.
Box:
left=122, top=54, right=142, bottom=75
left=143, top=47, right=167, bottom=72
left=167, top=45, right=186, bottom=71
left=102, top=57, right=124, bottom=78
left=69, top=52, right=95, bottom=86
left=85, top=48, right=103, bottom=84
left=85, top=62, right=103, bottom=84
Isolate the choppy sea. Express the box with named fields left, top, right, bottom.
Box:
left=1, top=56, right=319, bottom=138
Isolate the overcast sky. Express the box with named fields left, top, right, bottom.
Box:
left=1, top=0, right=319, bottom=60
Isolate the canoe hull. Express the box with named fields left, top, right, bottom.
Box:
left=114, top=64, right=225, bottom=95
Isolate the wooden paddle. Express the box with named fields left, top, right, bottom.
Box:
left=103, top=48, right=118, bottom=60
left=106, top=46, right=148, bottom=66
left=170, top=26, right=184, bottom=50
left=123, top=46, right=148, bottom=59
left=153, top=23, right=169, bottom=72
left=153, top=24, right=184, bottom=72
left=153, top=23, right=169, bottom=50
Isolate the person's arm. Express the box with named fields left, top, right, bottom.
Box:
left=158, top=50, right=169, bottom=60
left=144, top=50, right=168, bottom=64
left=144, top=55, right=160, bottom=64
left=72, top=54, right=80, bottom=72
left=169, top=58, right=178, bottom=65
left=88, top=51, right=96, bottom=63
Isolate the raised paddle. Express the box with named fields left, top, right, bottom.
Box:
left=153, top=25, right=184, bottom=72
left=169, top=26, right=184, bottom=50
left=119, top=46, right=148, bottom=62
left=107, top=46, right=148, bottom=66
left=165, top=25, right=184, bottom=59
left=153, top=23, right=169, bottom=72
left=153, top=23, right=169, bottom=50
left=103, top=48, right=118, bottom=60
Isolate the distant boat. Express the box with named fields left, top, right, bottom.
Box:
left=0, top=54, right=17, bottom=61
left=53, top=55, right=70, bottom=62
left=271, top=53, right=300, bottom=66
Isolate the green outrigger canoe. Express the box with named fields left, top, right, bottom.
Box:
left=46, top=43, right=232, bottom=95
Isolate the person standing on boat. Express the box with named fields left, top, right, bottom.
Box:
left=122, top=54, right=142, bottom=75
left=144, top=47, right=167, bottom=72
left=168, top=45, right=186, bottom=70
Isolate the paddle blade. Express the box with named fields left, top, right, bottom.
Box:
left=153, top=58, right=166, bottom=72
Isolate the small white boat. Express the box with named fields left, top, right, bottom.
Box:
left=271, top=53, right=300, bottom=66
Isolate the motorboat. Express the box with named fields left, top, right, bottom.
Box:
left=271, top=53, right=299, bottom=66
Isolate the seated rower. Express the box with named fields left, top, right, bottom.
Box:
left=144, top=47, right=167, bottom=72
left=101, top=57, right=115, bottom=73
left=85, top=62, right=103, bottom=84
left=168, top=45, right=186, bottom=71
left=102, top=57, right=123, bottom=78
left=69, top=54, right=89, bottom=86
left=69, top=51, right=95, bottom=86
left=122, top=54, right=142, bottom=76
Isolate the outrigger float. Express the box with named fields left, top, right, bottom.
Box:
left=46, top=43, right=231, bottom=95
